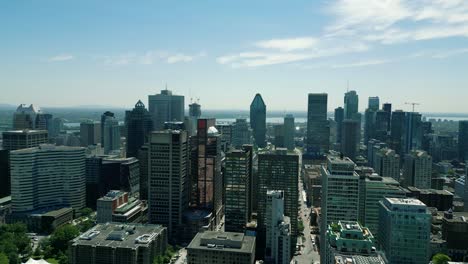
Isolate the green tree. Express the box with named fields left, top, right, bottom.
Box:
left=49, top=225, right=79, bottom=254
left=0, top=253, right=8, bottom=264
left=432, top=253, right=451, bottom=264
left=78, top=208, right=93, bottom=218
left=298, top=220, right=305, bottom=233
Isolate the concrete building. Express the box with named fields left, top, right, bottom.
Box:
left=102, top=113, right=121, bottom=154
left=325, top=221, right=379, bottom=264
left=378, top=198, right=431, bottom=264
left=406, top=187, right=453, bottom=211
left=250, top=93, right=267, bottom=148
left=404, top=150, right=432, bottom=189
left=187, top=231, right=255, bottom=264
left=265, top=190, right=291, bottom=264
left=148, top=130, right=188, bottom=243
left=80, top=121, right=101, bottom=147
left=341, top=119, right=360, bottom=161
left=442, top=210, right=468, bottom=261
left=10, top=144, right=86, bottom=213
left=125, top=100, right=153, bottom=158
left=216, top=123, right=233, bottom=152
left=273, top=124, right=285, bottom=148
left=2, top=130, right=48, bottom=151
left=284, top=114, right=295, bottom=151
left=306, top=93, right=329, bottom=157
left=224, top=147, right=252, bottom=233
left=459, top=121, right=468, bottom=161
left=257, top=148, right=299, bottom=258
left=368, top=97, right=380, bottom=111
left=97, top=190, right=147, bottom=224
left=320, top=155, right=360, bottom=263
left=69, top=223, right=167, bottom=264
left=148, top=89, right=184, bottom=131
left=232, top=118, right=253, bottom=148
left=13, top=104, right=41, bottom=130
left=374, top=148, right=400, bottom=181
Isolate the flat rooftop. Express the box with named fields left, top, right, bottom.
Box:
left=188, top=231, right=255, bottom=254
left=2, top=130, right=48, bottom=135
left=386, top=197, right=426, bottom=206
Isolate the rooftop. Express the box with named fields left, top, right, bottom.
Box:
left=3, top=130, right=48, bottom=135
left=386, top=197, right=426, bottom=206
left=188, top=231, right=255, bottom=254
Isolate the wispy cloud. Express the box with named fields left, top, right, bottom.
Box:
left=102, top=51, right=204, bottom=66
left=332, top=59, right=394, bottom=68
left=254, top=37, right=317, bottom=51
left=48, top=54, right=74, bottom=62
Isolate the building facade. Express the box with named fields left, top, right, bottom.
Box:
left=306, top=93, right=329, bottom=157
left=250, top=93, right=267, bottom=148
left=125, top=100, right=153, bottom=158
left=148, top=89, right=184, bottom=131
left=265, top=190, right=291, bottom=264
left=403, top=150, right=432, bottom=189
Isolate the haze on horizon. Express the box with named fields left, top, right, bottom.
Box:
left=1, top=1, right=468, bottom=113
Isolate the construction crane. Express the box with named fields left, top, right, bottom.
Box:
left=405, top=102, right=420, bottom=112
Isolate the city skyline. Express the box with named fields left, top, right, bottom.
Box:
left=1, top=1, right=468, bottom=112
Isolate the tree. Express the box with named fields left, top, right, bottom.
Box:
left=49, top=225, right=79, bottom=254
left=0, top=253, right=8, bottom=264
left=432, top=253, right=451, bottom=264
left=78, top=208, right=93, bottom=218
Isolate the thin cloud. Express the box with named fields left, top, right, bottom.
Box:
left=332, top=59, right=394, bottom=69
left=255, top=37, right=317, bottom=51
left=48, top=54, right=74, bottom=62
left=102, top=51, right=203, bottom=66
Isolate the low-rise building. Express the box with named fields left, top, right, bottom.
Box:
left=97, top=190, right=147, bottom=224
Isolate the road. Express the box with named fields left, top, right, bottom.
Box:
left=173, top=248, right=187, bottom=264
left=292, top=175, right=320, bottom=264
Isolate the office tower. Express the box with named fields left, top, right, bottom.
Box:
left=10, top=145, right=86, bottom=213
left=49, top=117, right=64, bottom=138
left=102, top=112, right=121, bottom=154
left=374, top=110, right=390, bottom=141
left=325, top=221, right=383, bottom=264
left=341, top=119, right=360, bottom=161
left=97, top=190, right=129, bottom=223
left=284, top=114, right=295, bottom=151
left=232, top=118, right=253, bottom=148
left=188, top=102, right=202, bottom=136
left=334, top=107, right=344, bottom=144
left=85, top=156, right=140, bottom=209
left=69, top=223, right=168, bottom=264
left=320, top=155, right=359, bottom=263
left=359, top=175, right=406, bottom=237
left=273, top=124, right=285, bottom=148
left=189, top=119, right=223, bottom=230
left=379, top=198, right=431, bottom=264
left=125, top=100, right=153, bottom=158
left=403, top=112, right=423, bottom=154
left=148, top=89, right=185, bottom=131
left=0, top=150, right=9, bottom=198
left=344, top=90, right=359, bottom=120
left=250, top=93, right=267, bottom=148
left=459, top=121, right=468, bottom=161
left=187, top=231, right=256, bottom=264
left=374, top=148, right=400, bottom=181
left=265, top=190, right=291, bottom=264
left=364, top=109, right=376, bottom=144
left=368, top=96, right=380, bottom=111
left=442, top=210, right=468, bottom=258
left=148, top=130, right=188, bottom=243
left=257, top=149, right=299, bottom=258
left=80, top=121, right=101, bottom=147
left=382, top=103, right=392, bottom=131
left=390, top=110, right=406, bottom=155
left=13, top=104, right=42, bottom=130
left=138, top=145, right=149, bottom=200
left=35, top=113, right=53, bottom=131
left=224, top=147, right=252, bottom=233
left=2, top=130, right=48, bottom=150
left=404, top=150, right=432, bottom=189
left=216, top=123, right=233, bottom=152
left=306, top=93, right=329, bottom=157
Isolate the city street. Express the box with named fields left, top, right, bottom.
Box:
left=293, top=175, right=320, bottom=264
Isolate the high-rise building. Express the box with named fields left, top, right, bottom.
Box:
left=138, top=145, right=149, bottom=200
left=250, top=94, right=267, bottom=148
left=374, top=110, right=390, bottom=141
left=344, top=90, right=359, bottom=120
left=0, top=150, right=10, bottom=198
left=404, top=150, right=432, bottom=189
left=148, top=89, right=185, bottom=131
left=187, top=231, right=256, bottom=264
left=306, top=93, right=329, bottom=157
left=379, top=198, right=431, bottom=264
left=368, top=96, right=380, bottom=111
left=382, top=103, right=392, bottom=131
left=188, top=102, right=201, bottom=136
left=364, top=109, right=376, bottom=144
left=102, top=112, right=121, bottom=154
left=374, top=148, right=400, bottom=181
left=216, top=123, right=233, bottom=152
left=69, top=223, right=168, bottom=264
left=232, top=118, right=253, bottom=148
left=96, top=190, right=129, bottom=223
left=341, top=119, right=360, bottom=161
left=334, top=107, right=344, bottom=144
left=265, top=190, right=291, bottom=264
left=284, top=114, right=295, bottom=151
left=2, top=130, right=48, bottom=150
left=80, top=121, right=101, bottom=147
left=257, top=149, right=299, bottom=258
left=389, top=110, right=405, bottom=155
left=224, top=147, right=252, bottom=233
left=320, top=155, right=359, bottom=263
left=458, top=121, right=468, bottom=161
left=10, top=144, right=86, bottom=213
left=100, top=111, right=114, bottom=146
left=148, top=130, right=188, bottom=243
left=402, top=112, right=423, bottom=155
left=273, top=124, right=284, bottom=148
left=13, top=104, right=41, bottom=130
left=125, top=100, right=153, bottom=158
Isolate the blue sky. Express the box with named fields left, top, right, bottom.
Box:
left=1, top=0, right=468, bottom=112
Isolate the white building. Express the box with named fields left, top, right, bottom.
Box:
left=10, top=144, right=86, bottom=213
left=265, top=190, right=291, bottom=264
left=404, top=150, right=432, bottom=189
left=374, top=148, right=400, bottom=181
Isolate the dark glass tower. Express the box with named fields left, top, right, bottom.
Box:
left=344, top=90, right=359, bottom=120
left=306, top=93, right=329, bottom=157
left=125, top=100, right=153, bottom=158
left=459, top=121, right=468, bottom=161
left=334, top=107, right=344, bottom=144
left=250, top=94, right=267, bottom=148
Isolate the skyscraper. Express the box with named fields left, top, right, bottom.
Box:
left=284, top=114, right=295, bottom=151
left=458, top=121, right=468, bottom=161
left=273, top=124, right=284, bottom=148
left=265, top=190, right=291, bottom=264
left=403, top=150, right=432, bottom=189
left=232, top=118, right=253, bottom=148
left=148, top=89, right=185, bottom=131
left=344, top=90, right=359, bottom=120
left=13, top=104, right=40, bottom=130
left=382, top=103, right=392, bottom=131
left=188, top=102, right=201, bottom=136
left=334, top=107, right=344, bottom=144
left=390, top=110, right=406, bottom=155
left=148, top=130, right=188, bottom=243
left=80, top=121, right=101, bottom=147
left=368, top=96, right=380, bottom=111
left=379, top=198, right=431, bottom=264
left=250, top=93, right=267, bottom=148
left=341, top=119, right=360, bottom=161
left=125, top=100, right=153, bottom=158
left=257, top=149, right=299, bottom=258
left=102, top=112, right=121, bottom=154
left=10, top=144, right=86, bottom=213
left=374, top=148, right=400, bottom=181
left=2, top=130, right=48, bottom=151
left=306, top=93, right=329, bottom=157
left=224, top=147, right=252, bottom=233
left=364, top=108, right=376, bottom=144
left=403, top=112, right=423, bottom=154
left=100, top=111, right=114, bottom=146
